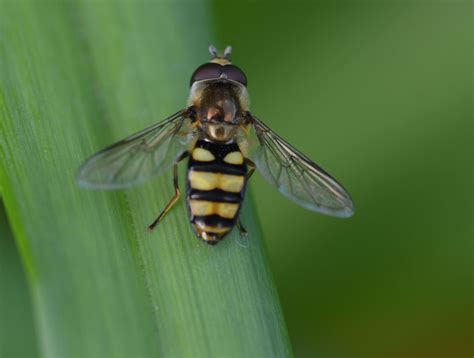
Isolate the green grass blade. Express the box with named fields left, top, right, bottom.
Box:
left=0, top=1, right=292, bottom=356
left=0, top=201, right=39, bottom=357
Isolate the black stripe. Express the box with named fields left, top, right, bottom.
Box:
left=193, top=215, right=235, bottom=228
left=189, top=189, right=243, bottom=203
left=189, top=162, right=246, bottom=176
left=194, top=139, right=241, bottom=157
left=187, top=140, right=247, bottom=221
left=189, top=139, right=247, bottom=175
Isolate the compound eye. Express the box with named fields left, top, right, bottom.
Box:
left=224, top=65, right=247, bottom=86
left=190, top=63, right=222, bottom=85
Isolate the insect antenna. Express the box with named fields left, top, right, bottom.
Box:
left=208, top=44, right=218, bottom=59
left=223, top=45, right=232, bottom=59
left=208, top=44, right=233, bottom=60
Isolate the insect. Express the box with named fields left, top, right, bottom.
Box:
left=77, top=45, right=354, bottom=245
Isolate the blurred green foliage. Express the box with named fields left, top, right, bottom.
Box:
left=0, top=1, right=471, bottom=357
left=213, top=1, right=472, bottom=357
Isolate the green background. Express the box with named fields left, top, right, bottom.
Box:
left=1, top=1, right=472, bottom=357
left=216, top=1, right=472, bottom=356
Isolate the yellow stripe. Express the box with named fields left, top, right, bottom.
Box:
left=189, top=171, right=219, bottom=191
left=189, top=171, right=244, bottom=193
left=200, top=232, right=216, bottom=241
left=220, top=175, right=244, bottom=193
left=189, top=200, right=240, bottom=219
left=192, top=148, right=215, bottom=162
left=217, top=202, right=239, bottom=218
left=189, top=200, right=214, bottom=216
left=196, top=223, right=230, bottom=234
left=223, top=151, right=244, bottom=165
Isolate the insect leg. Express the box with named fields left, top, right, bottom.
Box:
left=235, top=159, right=255, bottom=237
left=148, top=153, right=188, bottom=231
left=245, top=158, right=256, bottom=180
left=236, top=219, right=249, bottom=237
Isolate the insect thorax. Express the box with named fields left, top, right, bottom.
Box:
left=188, top=81, right=249, bottom=121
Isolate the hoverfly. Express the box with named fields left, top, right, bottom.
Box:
left=77, top=45, right=354, bottom=245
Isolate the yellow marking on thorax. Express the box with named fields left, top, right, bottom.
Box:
left=210, top=58, right=231, bottom=65
left=192, top=148, right=215, bottom=162
left=189, top=171, right=244, bottom=193
left=190, top=200, right=239, bottom=219
left=223, top=151, right=244, bottom=165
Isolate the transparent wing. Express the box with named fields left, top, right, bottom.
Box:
left=245, top=113, right=354, bottom=217
left=76, top=109, right=197, bottom=189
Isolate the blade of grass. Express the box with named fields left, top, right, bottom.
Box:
left=0, top=200, right=39, bottom=357
left=0, top=1, right=292, bottom=356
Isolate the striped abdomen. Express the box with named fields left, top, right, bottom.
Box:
left=186, top=139, right=247, bottom=245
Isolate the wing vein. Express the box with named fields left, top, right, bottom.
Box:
left=245, top=112, right=354, bottom=217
